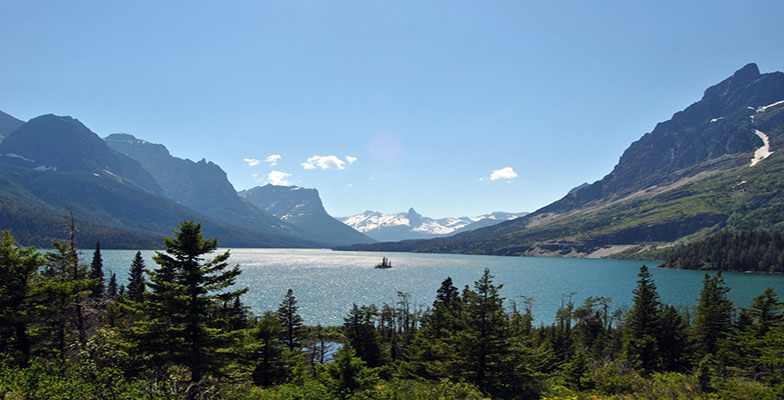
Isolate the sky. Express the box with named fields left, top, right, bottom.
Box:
left=2, top=1, right=783, bottom=218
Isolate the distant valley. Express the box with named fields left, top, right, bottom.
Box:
left=2, top=63, right=783, bottom=258
left=0, top=115, right=520, bottom=249
left=343, top=63, right=784, bottom=259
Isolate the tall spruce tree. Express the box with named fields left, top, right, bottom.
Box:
left=129, top=220, right=248, bottom=400
left=343, top=304, right=385, bottom=368
left=89, top=241, right=105, bottom=299
left=624, top=265, right=663, bottom=372
left=126, top=251, right=146, bottom=303
left=456, top=268, right=513, bottom=391
left=277, top=288, right=303, bottom=350
left=745, top=287, right=784, bottom=337
left=106, top=272, right=118, bottom=300
left=693, top=272, right=733, bottom=359
left=251, top=311, right=286, bottom=386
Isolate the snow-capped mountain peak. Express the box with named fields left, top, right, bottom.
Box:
left=339, top=209, right=527, bottom=242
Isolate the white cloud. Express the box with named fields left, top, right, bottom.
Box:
left=265, top=154, right=282, bottom=166
left=301, top=155, right=354, bottom=170
left=490, top=167, right=518, bottom=181
left=244, top=158, right=260, bottom=167
left=268, top=170, right=292, bottom=186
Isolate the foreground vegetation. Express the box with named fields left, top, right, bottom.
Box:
left=1, top=221, right=783, bottom=399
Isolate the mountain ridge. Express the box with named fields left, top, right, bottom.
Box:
left=103, top=133, right=311, bottom=242
left=339, top=208, right=528, bottom=242
left=0, top=115, right=319, bottom=248
left=340, top=63, right=784, bottom=258
left=239, top=184, right=375, bottom=247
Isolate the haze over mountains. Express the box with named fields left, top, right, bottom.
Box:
left=1, top=63, right=782, bottom=255
left=238, top=184, right=374, bottom=247
left=0, top=117, right=515, bottom=248
left=344, top=63, right=784, bottom=258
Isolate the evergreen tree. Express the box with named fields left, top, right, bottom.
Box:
left=89, top=241, right=105, bottom=299
left=126, top=251, right=146, bottom=303
left=745, top=287, right=784, bottom=337
left=657, top=305, right=691, bottom=372
left=251, top=311, right=286, bottom=386
left=624, top=265, right=663, bottom=372
left=404, top=277, right=463, bottom=380
left=128, top=220, right=248, bottom=400
left=33, top=232, right=94, bottom=360
left=107, top=272, right=118, bottom=300
left=343, top=304, right=385, bottom=368
left=693, top=272, right=733, bottom=359
left=424, top=277, right=461, bottom=336
left=0, top=231, right=46, bottom=365
left=455, top=268, right=513, bottom=391
left=325, top=345, right=378, bottom=400
left=728, top=288, right=784, bottom=382
left=277, top=288, right=303, bottom=350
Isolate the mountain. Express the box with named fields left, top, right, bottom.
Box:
left=0, top=111, right=23, bottom=141
left=103, top=133, right=313, bottom=242
left=1, top=115, right=163, bottom=195
left=238, top=184, right=375, bottom=247
left=342, top=63, right=784, bottom=258
left=339, top=208, right=528, bottom=242
left=0, top=115, right=318, bottom=248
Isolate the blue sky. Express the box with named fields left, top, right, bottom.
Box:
left=2, top=1, right=783, bottom=218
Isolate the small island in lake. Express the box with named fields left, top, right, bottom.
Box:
left=375, top=257, right=392, bottom=269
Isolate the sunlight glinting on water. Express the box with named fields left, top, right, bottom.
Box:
left=99, top=248, right=784, bottom=327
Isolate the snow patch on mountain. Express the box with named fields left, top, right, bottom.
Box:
left=340, top=209, right=527, bottom=242
left=756, top=99, right=784, bottom=113
left=750, top=130, right=773, bottom=167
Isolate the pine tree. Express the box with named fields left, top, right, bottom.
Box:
left=128, top=220, right=248, bottom=400
left=343, top=304, right=385, bottom=368
left=251, top=311, right=286, bottom=386
left=745, top=287, right=784, bottom=337
left=325, top=345, right=378, bottom=400
left=0, top=231, right=46, bottom=365
left=624, top=265, right=663, bottom=372
left=693, top=272, right=733, bottom=359
left=277, top=288, right=303, bottom=350
left=107, top=272, right=118, bottom=300
left=423, top=277, right=461, bottom=336
left=126, top=251, right=146, bottom=303
left=657, top=305, right=691, bottom=372
left=456, top=268, right=513, bottom=391
left=89, top=241, right=105, bottom=299
left=35, top=238, right=93, bottom=360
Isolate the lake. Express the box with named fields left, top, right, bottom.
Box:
left=99, top=248, right=784, bottom=326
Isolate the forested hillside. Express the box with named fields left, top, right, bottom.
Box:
left=343, top=64, right=784, bottom=261
left=1, top=225, right=782, bottom=399
left=662, top=230, right=784, bottom=273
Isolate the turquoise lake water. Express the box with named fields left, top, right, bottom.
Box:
left=99, top=248, right=784, bottom=326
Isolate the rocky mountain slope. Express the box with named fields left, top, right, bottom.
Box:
left=104, top=133, right=310, bottom=241
left=342, top=63, right=784, bottom=258
left=0, top=111, right=23, bottom=140
left=0, top=115, right=319, bottom=248
left=340, top=208, right=527, bottom=242
left=239, top=184, right=374, bottom=247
